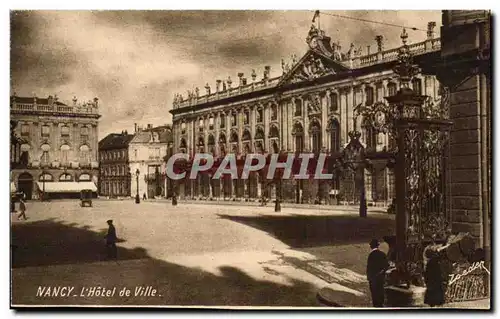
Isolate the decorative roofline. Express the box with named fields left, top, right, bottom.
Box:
left=172, top=37, right=441, bottom=111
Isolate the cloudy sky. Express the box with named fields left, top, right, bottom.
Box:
left=11, top=10, right=441, bottom=139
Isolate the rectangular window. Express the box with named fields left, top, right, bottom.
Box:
left=41, top=151, right=50, bottom=165
left=21, top=124, right=30, bottom=136
left=388, top=83, right=397, bottom=96
left=61, top=150, right=69, bottom=166
left=365, top=87, right=374, bottom=106
left=244, top=111, right=250, bottom=125
left=81, top=126, right=89, bottom=136
left=257, top=109, right=263, bottom=123
left=412, top=79, right=422, bottom=95
left=271, top=106, right=278, bottom=121
left=41, top=125, right=50, bottom=137
left=220, top=115, right=225, bottom=129
left=61, top=125, right=70, bottom=137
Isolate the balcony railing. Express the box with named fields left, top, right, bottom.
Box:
left=172, top=38, right=441, bottom=110
left=11, top=103, right=100, bottom=115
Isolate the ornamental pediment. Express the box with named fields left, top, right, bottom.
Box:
left=278, top=50, right=349, bottom=86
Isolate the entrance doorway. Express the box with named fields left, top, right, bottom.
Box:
left=17, top=172, right=33, bottom=200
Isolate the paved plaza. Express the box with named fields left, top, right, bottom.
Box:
left=11, top=199, right=396, bottom=307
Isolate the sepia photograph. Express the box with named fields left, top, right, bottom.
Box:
left=9, top=9, right=491, bottom=309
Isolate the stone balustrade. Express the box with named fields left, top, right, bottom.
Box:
left=11, top=103, right=99, bottom=115
left=173, top=38, right=441, bottom=110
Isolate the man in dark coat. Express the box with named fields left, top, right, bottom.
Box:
left=366, top=239, right=389, bottom=307
left=105, top=220, right=117, bottom=259
left=424, top=249, right=445, bottom=307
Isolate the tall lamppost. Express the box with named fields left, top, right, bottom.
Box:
left=135, top=168, right=140, bottom=204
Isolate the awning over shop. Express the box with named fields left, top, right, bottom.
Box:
left=36, top=181, right=97, bottom=193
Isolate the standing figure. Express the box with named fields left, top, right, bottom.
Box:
left=424, top=249, right=445, bottom=307
left=17, top=195, right=27, bottom=220
left=143, top=193, right=147, bottom=201
left=366, top=239, right=389, bottom=307
left=172, top=192, right=178, bottom=206
left=105, top=220, right=117, bottom=259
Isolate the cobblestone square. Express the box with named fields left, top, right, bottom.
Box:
left=11, top=199, right=394, bottom=307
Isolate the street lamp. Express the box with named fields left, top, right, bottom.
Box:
left=135, top=168, right=140, bottom=204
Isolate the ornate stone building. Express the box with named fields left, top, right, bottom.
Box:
left=129, top=124, right=173, bottom=199
left=10, top=94, right=100, bottom=199
left=98, top=131, right=134, bottom=198
left=170, top=23, right=443, bottom=205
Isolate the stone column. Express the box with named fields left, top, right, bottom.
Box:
left=303, top=95, right=310, bottom=151
left=437, top=11, right=491, bottom=252
left=321, top=91, right=328, bottom=149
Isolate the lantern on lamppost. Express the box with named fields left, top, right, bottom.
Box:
left=135, top=168, right=140, bottom=204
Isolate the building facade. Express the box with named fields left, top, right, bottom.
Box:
left=10, top=94, right=100, bottom=199
left=129, top=124, right=173, bottom=199
left=98, top=131, right=135, bottom=198
left=170, top=23, right=443, bottom=205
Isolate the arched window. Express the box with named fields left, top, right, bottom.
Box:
left=242, top=129, right=251, bottom=141
left=20, top=144, right=30, bottom=166
left=59, top=173, right=73, bottom=182
left=293, top=122, right=304, bottom=152
left=269, top=125, right=279, bottom=138
left=294, top=99, right=302, bottom=116
left=365, top=86, right=374, bottom=106
left=39, top=173, right=53, bottom=182
left=310, top=120, right=321, bottom=153
left=330, top=92, right=338, bottom=112
left=271, top=140, right=279, bottom=154
left=79, top=173, right=91, bottom=181
left=79, top=145, right=90, bottom=166
left=40, top=144, right=51, bottom=166
left=230, top=131, right=238, bottom=143
left=255, top=127, right=265, bottom=140
left=329, top=119, right=340, bottom=153
left=363, top=119, right=376, bottom=150
left=60, top=144, right=70, bottom=167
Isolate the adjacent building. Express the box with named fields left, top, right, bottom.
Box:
left=98, top=131, right=135, bottom=198
left=129, top=124, right=173, bottom=199
left=170, top=22, right=443, bottom=205
left=10, top=94, right=100, bottom=199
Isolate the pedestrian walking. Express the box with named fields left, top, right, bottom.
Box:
left=424, top=248, right=445, bottom=307
left=172, top=191, right=178, bottom=206
left=17, top=195, right=28, bottom=220
left=366, top=239, right=389, bottom=307
left=143, top=193, right=147, bottom=201
left=104, top=219, right=117, bottom=259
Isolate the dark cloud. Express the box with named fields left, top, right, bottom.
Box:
left=11, top=11, right=80, bottom=91
left=10, top=10, right=441, bottom=139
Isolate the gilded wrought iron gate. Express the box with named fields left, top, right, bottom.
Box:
left=395, top=116, right=453, bottom=285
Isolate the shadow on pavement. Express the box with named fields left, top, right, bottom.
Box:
left=11, top=218, right=321, bottom=307
left=11, top=218, right=147, bottom=268
left=217, top=213, right=395, bottom=248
